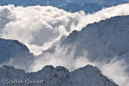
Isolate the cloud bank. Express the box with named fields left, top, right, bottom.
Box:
left=0, top=5, right=85, bottom=55
left=1, top=3, right=129, bottom=55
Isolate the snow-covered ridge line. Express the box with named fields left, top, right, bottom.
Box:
left=44, top=15, right=129, bottom=62
left=36, top=15, right=129, bottom=86
left=0, top=65, right=118, bottom=86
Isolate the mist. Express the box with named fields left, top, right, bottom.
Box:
left=32, top=45, right=129, bottom=86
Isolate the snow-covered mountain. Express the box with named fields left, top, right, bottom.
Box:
left=0, top=65, right=118, bottom=86
left=0, top=38, right=34, bottom=71
left=38, top=15, right=129, bottom=86
left=0, top=0, right=129, bottom=13
left=0, top=1, right=129, bottom=86
left=0, top=0, right=128, bottom=6
left=59, top=3, right=103, bottom=13
left=0, top=0, right=103, bottom=14
left=46, top=15, right=129, bottom=63
left=0, top=0, right=67, bottom=7
left=0, top=14, right=128, bottom=86
left=66, top=0, right=129, bottom=6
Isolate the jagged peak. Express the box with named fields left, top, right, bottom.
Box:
left=0, top=65, right=118, bottom=86
left=55, top=66, right=69, bottom=73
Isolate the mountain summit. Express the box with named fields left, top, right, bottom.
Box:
left=0, top=65, right=118, bottom=86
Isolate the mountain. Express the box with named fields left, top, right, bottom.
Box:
left=0, top=0, right=67, bottom=7
left=66, top=0, right=129, bottom=6
left=37, top=15, right=129, bottom=86
left=0, top=0, right=128, bottom=6
left=59, top=3, right=104, bottom=13
left=45, top=15, right=129, bottom=63
left=0, top=65, right=118, bottom=86
left=0, top=0, right=129, bottom=14
left=0, top=38, right=34, bottom=71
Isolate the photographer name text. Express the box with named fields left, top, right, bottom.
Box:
left=1, top=79, right=44, bottom=85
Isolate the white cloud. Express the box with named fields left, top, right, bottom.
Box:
left=1, top=4, right=129, bottom=55
left=0, top=5, right=84, bottom=55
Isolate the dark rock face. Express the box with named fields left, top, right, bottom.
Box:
left=0, top=38, right=34, bottom=71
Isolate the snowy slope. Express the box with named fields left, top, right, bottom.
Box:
left=0, top=65, right=118, bottom=86
left=0, top=0, right=128, bottom=6
left=47, top=15, right=129, bottom=63
left=0, top=0, right=129, bottom=13
left=0, top=38, right=34, bottom=71
left=0, top=0, right=67, bottom=7
left=64, top=0, right=129, bottom=6
left=0, top=0, right=104, bottom=14
left=38, top=15, right=129, bottom=86
left=60, top=3, right=103, bottom=13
